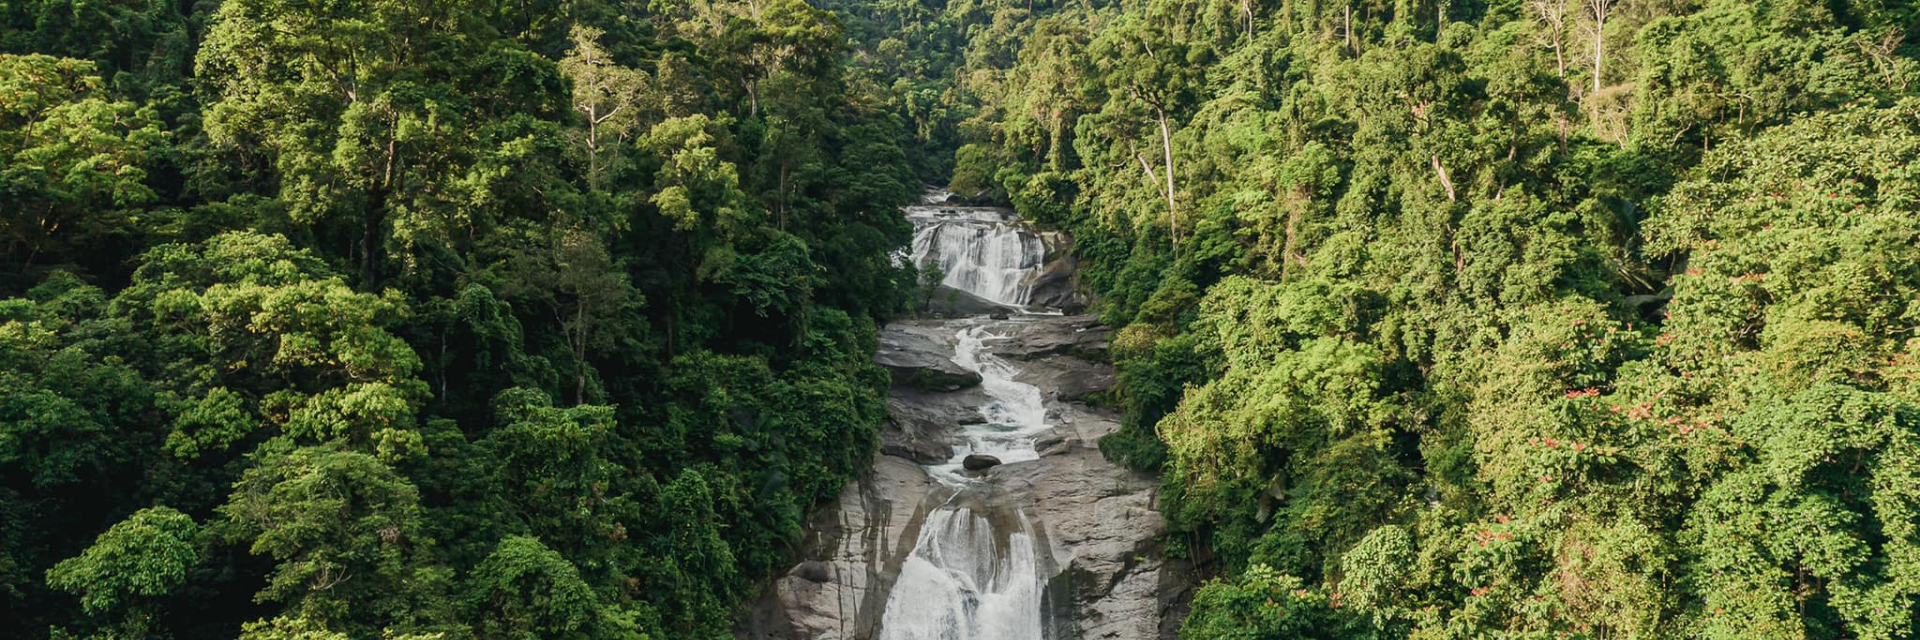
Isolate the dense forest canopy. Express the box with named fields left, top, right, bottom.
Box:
left=871, top=0, right=1920, bottom=637
left=3, top=0, right=920, bottom=638
left=6, top=0, right=1920, bottom=638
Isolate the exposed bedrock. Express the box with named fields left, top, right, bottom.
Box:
left=1023, top=232, right=1095, bottom=314
left=739, top=316, right=1184, bottom=640
left=875, top=322, right=982, bottom=392
left=736, top=454, right=946, bottom=640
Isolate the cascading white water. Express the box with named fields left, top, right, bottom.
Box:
left=904, top=197, right=1048, bottom=308
left=878, top=504, right=1048, bottom=640
left=932, top=326, right=1050, bottom=479
left=878, top=323, right=1056, bottom=640
left=876, top=192, right=1060, bottom=638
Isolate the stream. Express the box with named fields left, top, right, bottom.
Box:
left=876, top=322, right=1054, bottom=640
left=739, top=191, right=1182, bottom=640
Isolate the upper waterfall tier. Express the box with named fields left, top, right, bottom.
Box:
left=905, top=199, right=1048, bottom=308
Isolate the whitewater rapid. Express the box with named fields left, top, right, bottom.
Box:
left=876, top=196, right=1059, bottom=640
left=904, top=191, right=1048, bottom=308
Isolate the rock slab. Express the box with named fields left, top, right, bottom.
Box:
left=736, top=455, right=948, bottom=640
left=875, top=324, right=981, bottom=391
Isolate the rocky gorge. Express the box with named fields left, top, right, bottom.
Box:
left=737, top=197, right=1187, bottom=640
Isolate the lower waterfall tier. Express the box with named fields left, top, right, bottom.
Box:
left=878, top=500, right=1050, bottom=640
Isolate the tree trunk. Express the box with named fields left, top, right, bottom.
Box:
left=1587, top=0, right=1612, bottom=94
left=1156, top=108, right=1179, bottom=250
left=1529, top=0, right=1569, bottom=80
left=1344, top=3, right=1354, bottom=54
left=778, top=161, right=790, bottom=230
left=1432, top=155, right=1457, bottom=203
left=572, top=345, right=587, bottom=401
left=586, top=130, right=600, bottom=192
left=364, top=114, right=399, bottom=288
left=362, top=188, right=387, bottom=288
left=1590, top=26, right=1604, bottom=93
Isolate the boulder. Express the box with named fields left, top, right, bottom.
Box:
left=795, top=561, right=833, bottom=584
left=962, top=454, right=1002, bottom=471
left=875, top=324, right=981, bottom=391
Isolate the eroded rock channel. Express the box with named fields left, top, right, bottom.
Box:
left=738, top=195, right=1183, bottom=640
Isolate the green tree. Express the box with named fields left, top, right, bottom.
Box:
left=480, top=389, right=628, bottom=557
left=559, top=25, right=652, bottom=192
left=1181, top=564, right=1377, bottom=640
left=117, top=232, right=428, bottom=461
left=499, top=226, right=640, bottom=404
left=216, top=445, right=451, bottom=634
left=46, top=507, right=200, bottom=638
left=0, top=54, right=166, bottom=276
left=464, top=536, right=647, bottom=640
left=197, top=0, right=488, bottom=285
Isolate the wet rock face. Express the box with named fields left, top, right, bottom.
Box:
left=875, top=324, right=981, bottom=391
left=987, top=404, right=1182, bottom=640
left=920, top=285, right=1024, bottom=318
left=1024, top=232, right=1095, bottom=313
left=741, top=315, right=1185, bottom=640
left=881, top=387, right=986, bottom=465
left=738, top=455, right=947, bottom=640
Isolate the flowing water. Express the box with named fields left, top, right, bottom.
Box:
left=876, top=194, right=1059, bottom=640
left=905, top=190, right=1048, bottom=308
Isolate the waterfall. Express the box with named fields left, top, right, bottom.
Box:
left=875, top=322, right=1058, bottom=639
left=872, top=191, right=1064, bottom=639
left=905, top=201, right=1047, bottom=308
left=877, top=503, right=1048, bottom=640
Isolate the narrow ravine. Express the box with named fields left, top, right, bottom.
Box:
left=739, top=193, right=1185, bottom=640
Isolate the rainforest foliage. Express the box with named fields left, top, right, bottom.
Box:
left=834, top=0, right=1920, bottom=637
left=10, top=0, right=1920, bottom=638
left=1, top=0, right=921, bottom=638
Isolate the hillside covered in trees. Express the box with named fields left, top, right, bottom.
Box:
left=864, top=0, right=1920, bottom=638
left=6, top=0, right=1920, bottom=639
left=3, top=0, right=921, bottom=638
